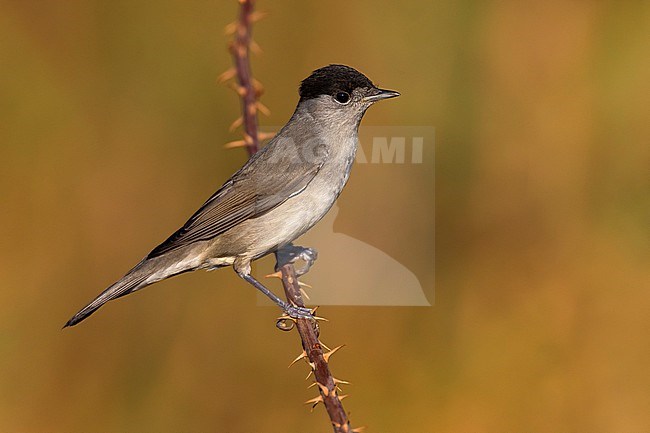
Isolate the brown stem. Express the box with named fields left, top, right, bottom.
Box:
left=228, top=1, right=352, bottom=431
left=230, top=0, right=259, bottom=156
left=277, top=264, right=352, bottom=432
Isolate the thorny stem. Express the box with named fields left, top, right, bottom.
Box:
left=278, top=264, right=352, bottom=433
left=230, top=0, right=259, bottom=156
left=226, top=1, right=353, bottom=432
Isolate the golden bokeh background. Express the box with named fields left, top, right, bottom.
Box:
left=1, top=1, right=648, bottom=432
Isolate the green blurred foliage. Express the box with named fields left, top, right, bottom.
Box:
left=1, top=0, right=649, bottom=432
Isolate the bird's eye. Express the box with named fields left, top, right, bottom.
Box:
left=334, top=92, right=351, bottom=104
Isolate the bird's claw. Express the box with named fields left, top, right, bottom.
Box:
left=276, top=304, right=316, bottom=331
left=276, top=317, right=295, bottom=331
left=294, top=248, right=317, bottom=276
left=285, top=304, right=314, bottom=319
left=276, top=244, right=318, bottom=276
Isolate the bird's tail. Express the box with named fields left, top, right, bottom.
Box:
left=64, top=257, right=162, bottom=328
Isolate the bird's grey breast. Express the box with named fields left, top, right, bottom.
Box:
left=292, top=127, right=358, bottom=222
left=253, top=124, right=358, bottom=250
left=278, top=106, right=359, bottom=208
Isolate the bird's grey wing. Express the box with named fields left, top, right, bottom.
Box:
left=147, top=138, right=327, bottom=258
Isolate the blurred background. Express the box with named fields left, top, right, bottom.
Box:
left=1, top=0, right=648, bottom=432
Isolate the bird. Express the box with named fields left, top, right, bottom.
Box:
left=64, top=64, right=399, bottom=327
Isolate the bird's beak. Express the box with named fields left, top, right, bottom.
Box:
left=363, top=88, right=401, bottom=103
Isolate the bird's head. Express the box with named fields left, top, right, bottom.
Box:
left=298, top=64, right=399, bottom=127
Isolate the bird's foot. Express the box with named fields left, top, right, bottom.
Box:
left=237, top=269, right=316, bottom=332
left=276, top=244, right=318, bottom=276
left=276, top=303, right=316, bottom=331
left=284, top=303, right=314, bottom=319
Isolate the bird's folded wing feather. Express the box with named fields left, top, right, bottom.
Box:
left=147, top=136, right=327, bottom=258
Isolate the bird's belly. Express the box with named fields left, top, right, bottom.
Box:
left=252, top=176, right=342, bottom=251
left=222, top=163, right=349, bottom=261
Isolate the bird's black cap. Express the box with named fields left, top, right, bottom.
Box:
left=299, top=64, right=375, bottom=100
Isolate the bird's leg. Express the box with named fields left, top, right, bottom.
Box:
left=275, top=243, right=318, bottom=276
left=238, top=272, right=313, bottom=319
